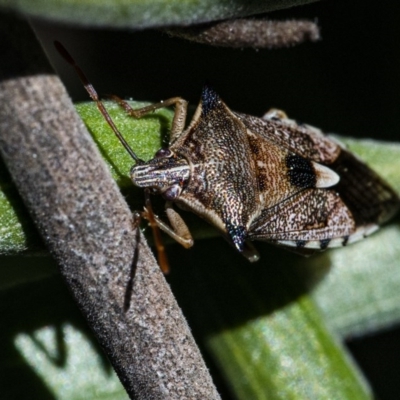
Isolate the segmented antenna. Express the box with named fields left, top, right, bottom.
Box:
left=55, top=41, right=170, bottom=274
left=54, top=41, right=143, bottom=165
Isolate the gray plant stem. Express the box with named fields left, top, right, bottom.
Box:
left=0, top=13, right=220, bottom=400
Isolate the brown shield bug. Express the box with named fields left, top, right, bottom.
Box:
left=55, top=42, right=399, bottom=272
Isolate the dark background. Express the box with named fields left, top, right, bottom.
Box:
left=36, top=0, right=400, bottom=142
left=27, top=0, right=400, bottom=398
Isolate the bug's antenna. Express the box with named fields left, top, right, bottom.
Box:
left=56, top=41, right=171, bottom=273
left=54, top=41, right=143, bottom=165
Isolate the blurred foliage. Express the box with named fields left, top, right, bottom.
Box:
left=0, top=0, right=318, bottom=28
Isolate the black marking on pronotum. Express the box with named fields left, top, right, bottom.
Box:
left=286, top=153, right=317, bottom=188
left=58, top=40, right=400, bottom=265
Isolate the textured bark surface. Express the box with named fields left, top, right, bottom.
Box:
left=0, top=13, right=220, bottom=400
left=167, top=18, right=320, bottom=49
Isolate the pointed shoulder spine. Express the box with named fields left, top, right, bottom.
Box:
left=201, top=84, right=221, bottom=115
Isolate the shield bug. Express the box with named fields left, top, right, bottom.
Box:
left=56, top=42, right=399, bottom=270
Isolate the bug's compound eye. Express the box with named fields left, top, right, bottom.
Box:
left=155, top=148, right=173, bottom=158
left=162, top=185, right=181, bottom=201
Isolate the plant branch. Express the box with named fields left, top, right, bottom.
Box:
left=166, top=18, right=320, bottom=49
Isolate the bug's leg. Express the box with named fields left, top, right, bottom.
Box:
left=143, top=202, right=194, bottom=249
left=248, top=188, right=358, bottom=255
left=164, top=202, right=194, bottom=248
left=143, top=191, right=170, bottom=274
left=262, top=108, right=317, bottom=133
left=109, top=95, right=188, bottom=143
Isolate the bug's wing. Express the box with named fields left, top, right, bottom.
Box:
left=330, top=148, right=399, bottom=227
left=240, top=109, right=399, bottom=237
left=236, top=111, right=341, bottom=164
left=249, top=146, right=399, bottom=253
left=248, top=188, right=358, bottom=252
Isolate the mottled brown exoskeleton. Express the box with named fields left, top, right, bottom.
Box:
left=127, top=85, right=399, bottom=262
left=56, top=42, right=399, bottom=269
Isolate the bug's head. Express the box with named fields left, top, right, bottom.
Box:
left=131, top=148, right=190, bottom=201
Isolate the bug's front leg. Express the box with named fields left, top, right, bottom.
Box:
left=142, top=202, right=194, bottom=249
left=109, top=95, right=188, bottom=143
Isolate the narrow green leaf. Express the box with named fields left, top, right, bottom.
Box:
left=312, top=224, right=400, bottom=338
left=168, top=241, right=372, bottom=399
left=339, top=137, right=400, bottom=194
left=75, top=101, right=173, bottom=184
left=0, top=160, right=43, bottom=254
left=207, top=296, right=371, bottom=399
left=0, top=0, right=319, bottom=29
left=1, top=272, right=127, bottom=399
left=14, top=324, right=128, bottom=399
left=0, top=180, right=29, bottom=253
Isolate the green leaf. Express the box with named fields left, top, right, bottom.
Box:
left=339, top=137, right=400, bottom=194
left=0, top=174, right=29, bottom=253
left=14, top=325, right=127, bottom=399
left=0, top=271, right=127, bottom=399
left=75, top=101, right=173, bottom=185
left=168, top=240, right=372, bottom=399
left=0, top=0, right=319, bottom=28
left=312, top=224, right=400, bottom=338
left=206, top=296, right=371, bottom=399
left=0, top=159, right=43, bottom=255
